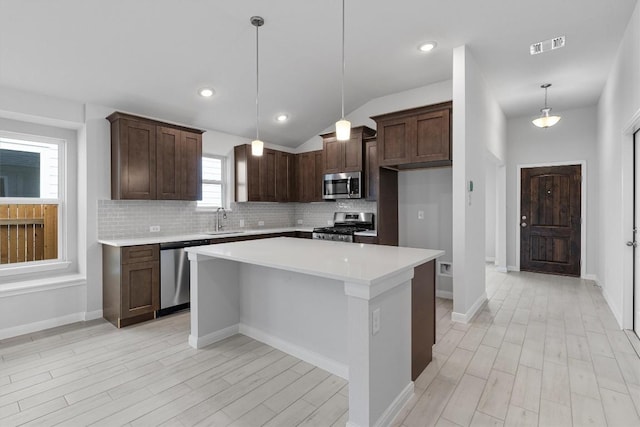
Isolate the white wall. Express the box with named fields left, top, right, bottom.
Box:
left=398, top=168, right=453, bottom=297
left=597, top=1, right=640, bottom=328
left=452, top=45, right=507, bottom=321
left=506, top=106, right=599, bottom=279
left=296, top=80, right=453, bottom=152
left=485, top=160, right=497, bottom=261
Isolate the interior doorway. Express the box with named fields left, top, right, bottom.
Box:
left=633, top=130, right=640, bottom=337
left=519, top=165, right=582, bottom=276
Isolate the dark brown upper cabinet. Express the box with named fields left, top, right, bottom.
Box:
left=364, top=137, right=378, bottom=201
left=296, top=150, right=323, bottom=203
left=320, top=126, right=376, bottom=174
left=371, top=102, right=452, bottom=169
left=276, top=151, right=296, bottom=203
left=108, top=112, right=203, bottom=200
left=235, top=145, right=293, bottom=203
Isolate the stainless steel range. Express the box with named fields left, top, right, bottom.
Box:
left=312, top=212, right=374, bottom=242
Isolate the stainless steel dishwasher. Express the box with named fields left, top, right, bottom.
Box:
left=158, top=239, right=210, bottom=316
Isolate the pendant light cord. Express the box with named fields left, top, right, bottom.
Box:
left=544, top=86, right=548, bottom=109
left=255, top=23, right=260, bottom=141
left=341, top=0, right=345, bottom=120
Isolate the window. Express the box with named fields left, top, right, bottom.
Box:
left=0, top=132, right=65, bottom=268
left=198, top=155, right=226, bottom=208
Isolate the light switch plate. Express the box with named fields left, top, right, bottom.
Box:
left=239, top=220, right=245, bottom=228
left=372, top=308, right=381, bottom=335
left=418, top=210, right=424, bottom=220
left=297, top=219, right=303, bottom=224
left=258, top=221, right=265, bottom=226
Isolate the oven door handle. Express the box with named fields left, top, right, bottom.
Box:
left=347, top=176, right=352, bottom=197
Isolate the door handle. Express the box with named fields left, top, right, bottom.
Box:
left=521, top=222, right=527, bottom=227
left=627, top=241, right=638, bottom=247
left=346, top=176, right=351, bottom=197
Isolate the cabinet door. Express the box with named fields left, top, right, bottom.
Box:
left=365, top=140, right=378, bottom=201
left=323, top=138, right=343, bottom=174
left=343, top=136, right=363, bottom=172
left=247, top=149, right=262, bottom=201
left=181, top=131, right=202, bottom=200
left=413, top=109, right=450, bottom=163
left=115, top=119, right=157, bottom=199
left=314, top=150, right=324, bottom=201
left=260, top=149, right=277, bottom=202
left=377, top=116, right=415, bottom=167
left=275, top=151, right=292, bottom=202
left=121, top=260, right=159, bottom=319
left=297, top=152, right=314, bottom=202
left=156, top=127, right=182, bottom=200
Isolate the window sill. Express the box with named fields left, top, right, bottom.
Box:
left=0, top=272, right=85, bottom=298
left=0, top=260, right=72, bottom=278
left=195, top=206, right=233, bottom=212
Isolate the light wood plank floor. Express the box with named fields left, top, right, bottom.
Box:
left=2, top=267, right=640, bottom=426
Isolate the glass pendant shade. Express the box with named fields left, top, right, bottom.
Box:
left=532, top=107, right=561, bottom=128
left=336, top=119, right=351, bottom=141
left=251, top=139, right=264, bottom=156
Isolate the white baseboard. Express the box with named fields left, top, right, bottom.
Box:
left=0, top=312, right=84, bottom=340
left=582, top=274, right=598, bottom=283
left=239, top=323, right=348, bottom=380
left=436, top=290, right=453, bottom=300
left=601, top=286, right=624, bottom=329
left=84, top=310, right=103, bottom=321
left=451, top=292, right=488, bottom=324
left=507, top=265, right=519, bottom=272
left=485, top=257, right=495, bottom=263
left=495, top=266, right=508, bottom=273
left=373, top=382, right=414, bottom=427
left=188, top=324, right=239, bottom=349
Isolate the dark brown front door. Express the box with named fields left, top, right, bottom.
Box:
left=520, top=165, right=581, bottom=276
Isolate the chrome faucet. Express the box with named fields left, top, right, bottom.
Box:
left=215, top=207, right=227, bottom=232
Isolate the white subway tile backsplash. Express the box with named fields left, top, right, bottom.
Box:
left=97, top=199, right=377, bottom=239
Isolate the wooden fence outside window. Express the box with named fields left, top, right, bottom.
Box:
left=0, top=204, right=58, bottom=265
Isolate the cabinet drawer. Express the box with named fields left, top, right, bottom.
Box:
left=122, top=244, right=159, bottom=264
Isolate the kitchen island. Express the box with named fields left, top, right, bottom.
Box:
left=186, top=237, right=443, bottom=427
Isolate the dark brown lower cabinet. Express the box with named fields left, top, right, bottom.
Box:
left=103, top=244, right=160, bottom=328
left=353, top=235, right=378, bottom=244
left=412, top=260, right=435, bottom=381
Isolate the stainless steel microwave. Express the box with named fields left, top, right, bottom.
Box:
left=323, top=171, right=362, bottom=199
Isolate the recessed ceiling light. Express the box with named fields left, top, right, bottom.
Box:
left=418, top=41, right=437, bottom=52
left=275, top=114, right=289, bottom=122
left=199, top=88, right=215, bottom=97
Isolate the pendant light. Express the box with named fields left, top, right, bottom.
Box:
left=532, top=83, right=561, bottom=128
left=335, top=0, right=351, bottom=141
left=250, top=16, right=264, bottom=156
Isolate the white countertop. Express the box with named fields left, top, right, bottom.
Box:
left=98, top=227, right=315, bottom=247
left=186, top=237, right=443, bottom=286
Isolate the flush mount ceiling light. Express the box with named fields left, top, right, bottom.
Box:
left=335, top=0, right=351, bottom=141
left=199, top=88, right=215, bottom=97
left=275, top=114, right=289, bottom=123
left=250, top=16, right=264, bottom=156
left=532, top=83, right=561, bottom=128
left=418, top=41, right=437, bottom=52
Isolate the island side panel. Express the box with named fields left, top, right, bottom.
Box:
left=347, top=280, right=413, bottom=427
left=412, top=259, right=436, bottom=380
left=238, top=264, right=349, bottom=378
left=188, top=254, right=241, bottom=348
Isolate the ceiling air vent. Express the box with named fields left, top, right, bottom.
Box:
left=530, top=35, right=566, bottom=55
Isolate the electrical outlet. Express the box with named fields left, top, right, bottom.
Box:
left=372, top=308, right=381, bottom=335
left=327, top=220, right=332, bottom=225
left=297, top=219, right=303, bottom=225
left=239, top=220, right=245, bottom=228
left=258, top=221, right=265, bottom=226
left=150, top=225, right=160, bottom=232
left=418, top=210, right=424, bottom=220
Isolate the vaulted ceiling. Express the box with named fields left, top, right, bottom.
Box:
left=0, top=0, right=636, bottom=147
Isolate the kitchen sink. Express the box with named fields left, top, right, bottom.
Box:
left=205, top=231, right=245, bottom=236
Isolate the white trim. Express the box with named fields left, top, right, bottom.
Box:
left=602, top=284, right=624, bottom=329
left=507, top=265, right=519, bottom=272
left=367, top=382, right=414, bottom=427
left=582, top=274, right=598, bottom=283
left=0, top=274, right=84, bottom=298
left=84, top=310, right=103, bottom=321
left=451, top=292, right=487, bottom=323
left=0, top=311, right=82, bottom=340
left=0, top=260, right=72, bottom=278
left=239, top=323, right=348, bottom=379
left=496, top=266, right=508, bottom=273
left=485, top=257, right=495, bottom=263
left=623, top=110, right=640, bottom=331
left=436, top=290, right=454, bottom=300
left=188, top=324, right=239, bottom=349
left=516, top=161, right=587, bottom=277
